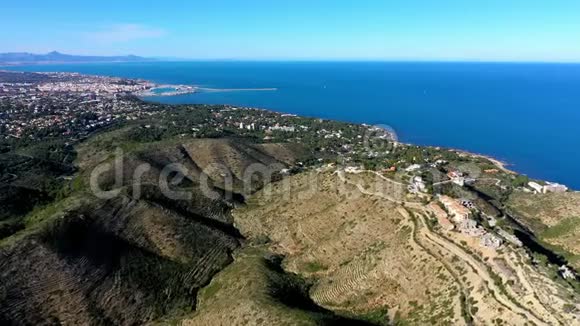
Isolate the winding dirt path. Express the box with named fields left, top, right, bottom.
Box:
left=411, top=210, right=552, bottom=325
left=336, top=168, right=556, bottom=325
left=396, top=206, right=469, bottom=325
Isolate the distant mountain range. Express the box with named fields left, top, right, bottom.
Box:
left=0, top=51, right=153, bottom=65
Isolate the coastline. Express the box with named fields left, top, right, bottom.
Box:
left=134, top=85, right=278, bottom=97
left=7, top=66, right=572, bottom=189
left=478, top=154, right=517, bottom=174
left=455, top=149, right=517, bottom=175
left=131, top=77, right=566, bottom=188
left=398, top=141, right=518, bottom=176
left=138, top=88, right=522, bottom=181
left=452, top=148, right=574, bottom=190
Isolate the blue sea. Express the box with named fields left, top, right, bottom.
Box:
left=6, top=62, right=580, bottom=189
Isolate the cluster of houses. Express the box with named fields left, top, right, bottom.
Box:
left=237, top=121, right=298, bottom=133
left=447, top=171, right=468, bottom=187
left=318, top=128, right=344, bottom=139
left=430, top=195, right=504, bottom=250
left=270, top=124, right=296, bottom=132
left=230, top=111, right=307, bottom=136
left=36, top=79, right=151, bottom=94
left=0, top=72, right=162, bottom=140
left=238, top=122, right=256, bottom=130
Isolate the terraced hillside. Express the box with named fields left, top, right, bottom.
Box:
left=231, top=168, right=580, bottom=325
left=234, top=170, right=460, bottom=324
left=0, top=129, right=309, bottom=325
left=183, top=247, right=376, bottom=326
left=0, top=192, right=238, bottom=324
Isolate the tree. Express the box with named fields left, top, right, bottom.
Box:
left=511, top=175, right=529, bottom=188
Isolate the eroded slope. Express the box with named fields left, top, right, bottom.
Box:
left=0, top=137, right=307, bottom=325
left=229, top=169, right=580, bottom=325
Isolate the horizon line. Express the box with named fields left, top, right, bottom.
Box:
left=3, top=51, right=580, bottom=65
left=153, top=58, right=580, bottom=64
left=3, top=58, right=580, bottom=66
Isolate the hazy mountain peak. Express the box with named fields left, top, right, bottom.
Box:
left=0, top=51, right=153, bottom=65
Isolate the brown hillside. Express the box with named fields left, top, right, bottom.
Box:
left=0, top=138, right=308, bottom=325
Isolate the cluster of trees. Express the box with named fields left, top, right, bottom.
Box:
left=0, top=139, right=77, bottom=233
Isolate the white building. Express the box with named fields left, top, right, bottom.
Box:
left=459, top=219, right=486, bottom=237
left=559, top=266, right=576, bottom=280
left=452, top=177, right=465, bottom=187
left=405, top=164, right=422, bottom=172
left=543, top=182, right=568, bottom=193
left=483, top=214, right=497, bottom=227
left=345, top=166, right=362, bottom=173
left=408, top=176, right=427, bottom=194
left=480, top=233, right=503, bottom=249
left=528, top=181, right=568, bottom=194
left=528, top=182, right=543, bottom=194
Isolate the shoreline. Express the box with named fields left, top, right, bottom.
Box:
left=134, top=81, right=572, bottom=189
left=135, top=85, right=278, bottom=97
left=399, top=141, right=518, bottom=176
left=454, top=149, right=517, bottom=175
left=450, top=148, right=573, bottom=190
left=7, top=67, right=569, bottom=190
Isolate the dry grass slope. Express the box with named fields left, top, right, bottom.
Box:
left=508, top=191, right=580, bottom=268
left=0, top=193, right=239, bottom=325
left=183, top=247, right=376, bottom=326
left=233, top=170, right=461, bottom=324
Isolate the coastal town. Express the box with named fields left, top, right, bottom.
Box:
left=0, top=70, right=379, bottom=153
left=0, top=71, right=158, bottom=141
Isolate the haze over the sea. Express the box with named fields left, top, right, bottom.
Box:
left=8, top=61, right=580, bottom=189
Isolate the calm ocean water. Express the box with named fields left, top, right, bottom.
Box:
left=7, top=62, right=580, bottom=188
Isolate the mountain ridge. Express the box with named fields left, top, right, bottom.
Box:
left=0, top=51, right=153, bottom=65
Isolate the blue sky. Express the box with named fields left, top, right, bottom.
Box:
left=2, top=0, right=580, bottom=61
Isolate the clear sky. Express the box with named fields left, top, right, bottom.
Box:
left=2, top=0, right=580, bottom=62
